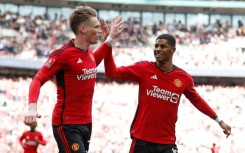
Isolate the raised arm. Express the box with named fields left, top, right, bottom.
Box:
left=93, top=16, right=126, bottom=66
left=103, top=47, right=121, bottom=78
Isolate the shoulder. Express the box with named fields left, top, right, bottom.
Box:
left=22, top=131, right=29, bottom=135
left=50, top=40, right=74, bottom=57
left=126, top=61, right=152, bottom=69
left=175, top=66, right=191, bottom=75
left=35, top=131, right=43, bottom=135
left=174, top=66, right=193, bottom=81
left=134, top=60, right=151, bottom=66
left=173, top=66, right=195, bottom=87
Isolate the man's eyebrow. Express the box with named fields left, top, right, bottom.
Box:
left=155, top=44, right=165, bottom=46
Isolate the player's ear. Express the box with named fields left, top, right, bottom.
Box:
left=172, top=47, right=176, bottom=53
left=78, top=24, right=86, bottom=33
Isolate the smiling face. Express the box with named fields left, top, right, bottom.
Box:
left=154, top=38, right=176, bottom=64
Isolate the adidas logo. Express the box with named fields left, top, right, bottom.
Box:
left=151, top=75, right=158, bottom=80
left=77, top=58, right=82, bottom=63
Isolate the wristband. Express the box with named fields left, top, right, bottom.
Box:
left=105, top=36, right=113, bottom=46
left=215, top=116, right=222, bottom=123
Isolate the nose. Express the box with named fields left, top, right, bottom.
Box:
left=98, top=28, right=102, bottom=34
left=155, top=47, right=161, bottom=52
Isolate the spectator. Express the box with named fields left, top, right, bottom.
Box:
left=211, top=143, right=220, bottom=153
left=19, top=124, right=46, bottom=153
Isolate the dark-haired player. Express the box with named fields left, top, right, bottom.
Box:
left=104, top=33, right=231, bottom=153
left=19, top=124, right=46, bottom=153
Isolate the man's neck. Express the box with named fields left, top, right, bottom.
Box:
left=156, top=62, right=175, bottom=73
left=72, top=38, right=89, bottom=52
left=30, top=130, right=35, bottom=133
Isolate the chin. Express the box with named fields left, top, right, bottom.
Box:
left=90, top=40, right=98, bottom=44
left=155, top=58, right=161, bottom=62
left=90, top=41, right=98, bottom=44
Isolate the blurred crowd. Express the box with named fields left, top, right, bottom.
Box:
left=0, top=11, right=245, bottom=69
left=0, top=10, right=245, bottom=153
left=0, top=77, right=244, bottom=153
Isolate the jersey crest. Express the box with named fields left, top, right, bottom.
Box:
left=71, top=143, right=79, bottom=151
left=174, top=79, right=182, bottom=88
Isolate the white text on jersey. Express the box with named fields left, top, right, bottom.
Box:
left=77, top=68, right=97, bottom=80
left=146, top=85, right=180, bottom=103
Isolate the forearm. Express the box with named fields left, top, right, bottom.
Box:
left=194, top=102, right=216, bottom=119
left=38, top=140, right=47, bottom=146
left=191, top=97, right=216, bottom=119
left=104, top=48, right=121, bottom=78
left=28, top=77, right=42, bottom=103
left=93, top=42, right=112, bottom=66
left=29, top=70, right=49, bottom=103
left=19, top=138, right=24, bottom=147
left=27, top=76, right=43, bottom=117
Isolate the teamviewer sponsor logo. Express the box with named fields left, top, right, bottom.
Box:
left=77, top=68, right=97, bottom=80
left=146, top=85, right=179, bottom=103
left=170, top=93, right=179, bottom=103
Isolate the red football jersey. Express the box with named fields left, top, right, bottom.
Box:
left=105, top=59, right=216, bottom=144
left=211, top=145, right=220, bottom=153
left=19, top=131, right=46, bottom=153
left=29, top=40, right=111, bottom=125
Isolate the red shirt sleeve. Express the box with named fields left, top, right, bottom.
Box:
left=184, top=75, right=217, bottom=119
left=37, top=132, right=47, bottom=146
left=93, top=42, right=112, bottom=66
left=104, top=48, right=122, bottom=78
left=19, top=132, right=26, bottom=147
left=28, top=53, right=64, bottom=103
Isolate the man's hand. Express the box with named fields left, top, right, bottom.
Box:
left=219, top=121, right=231, bottom=138
left=24, top=103, right=41, bottom=126
left=99, top=19, right=110, bottom=42
left=108, top=16, right=126, bottom=39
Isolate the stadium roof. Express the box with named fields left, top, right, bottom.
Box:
left=71, top=0, right=245, bottom=8
left=1, top=0, right=245, bottom=14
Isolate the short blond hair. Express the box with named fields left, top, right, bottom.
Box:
left=69, top=5, right=97, bottom=34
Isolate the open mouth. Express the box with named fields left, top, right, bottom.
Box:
left=154, top=54, right=162, bottom=58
